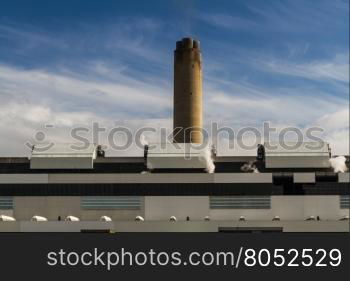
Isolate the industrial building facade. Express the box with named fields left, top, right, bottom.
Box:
left=0, top=154, right=349, bottom=232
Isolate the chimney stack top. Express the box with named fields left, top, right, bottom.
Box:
left=176, top=37, right=200, bottom=50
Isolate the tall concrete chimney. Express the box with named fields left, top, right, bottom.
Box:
left=173, top=37, right=203, bottom=143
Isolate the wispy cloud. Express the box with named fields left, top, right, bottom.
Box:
left=0, top=63, right=172, bottom=118
left=0, top=61, right=173, bottom=156
left=195, top=13, right=259, bottom=31
left=203, top=75, right=347, bottom=124
left=0, top=24, right=69, bottom=50
left=252, top=53, right=349, bottom=83
left=0, top=2, right=348, bottom=156
left=0, top=60, right=348, bottom=156
left=197, top=0, right=348, bottom=33
left=0, top=18, right=170, bottom=68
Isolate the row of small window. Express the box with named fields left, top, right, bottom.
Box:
left=1, top=196, right=350, bottom=210
left=0, top=197, right=13, bottom=210
left=0, top=197, right=143, bottom=210
left=210, top=196, right=271, bottom=209
left=81, top=197, right=142, bottom=210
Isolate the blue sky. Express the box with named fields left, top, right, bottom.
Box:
left=0, top=0, right=348, bottom=155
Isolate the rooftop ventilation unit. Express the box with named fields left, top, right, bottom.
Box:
left=146, top=143, right=212, bottom=170
left=31, top=215, right=48, bottom=222
left=262, top=142, right=331, bottom=168
left=100, top=216, right=112, bottom=222
left=305, top=215, right=316, bottom=221
left=135, top=216, right=144, bottom=222
left=30, top=143, right=98, bottom=169
left=0, top=215, right=16, bottom=221
left=65, top=215, right=80, bottom=221
left=239, top=216, right=246, bottom=221
left=339, top=215, right=349, bottom=221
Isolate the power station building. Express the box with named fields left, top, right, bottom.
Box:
left=0, top=38, right=349, bottom=232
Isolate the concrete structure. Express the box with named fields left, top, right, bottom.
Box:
left=0, top=221, right=349, bottom=233
left=0, top=195, right=349, bottom=232
left=30, top=143, right=98, bottom=169
left=0, top=151, right=349, bottom=232
left=263, top=142, right=331, bottom=168
left=173, top=37, right=203, bottom=143
left=146, top=143, right=209, bottom=170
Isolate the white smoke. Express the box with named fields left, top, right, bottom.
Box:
left=199, top=146, right=215, bottom=173
left=140, top=134, right=148, bottom=146
left=329, top=156, right=348, bottom=173
left=240, top=161, right=259, bottom=173
left=146, top=162, right=153, bottom=170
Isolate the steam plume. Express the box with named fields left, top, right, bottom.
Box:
left=199, top=146, right=215, bottom=173
left=241, top=161, right=259, bottom=173
left=329, top=156, right=348, bottom=173
left=140, top=134, right=148, bottom=146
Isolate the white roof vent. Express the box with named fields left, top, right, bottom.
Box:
left=0, top=215, right=16, bottom=221
left=30, top=143, right=97, bottom=169
left=146, top=143, right=212, bottom=170
left=135, top=216, right=144, bottom=221
left=31, top=215, right=48, bottom=222
left=65, top=215, right=80, bottom=221
left=306, top=215, right=316, bottom=221
left=169, top=216, right=177, bottom=222
left=100, top=216, right=112, bottom=222
left=263, top=142, right=331, bottom=168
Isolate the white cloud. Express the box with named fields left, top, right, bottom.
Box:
left=0, top=63, right=173, bottom=156
left=316, top=108, right=349, bottom=131
left=203, top=76, right=346, bottom=123
left=314, top=109, right=349, bottom=155
left=195, top=13, right=259, bottom=30
left=0, top=61, right=348, bottom=157
left=258, top=53, right=349, bottom=83
left=197, top=0, right=348, bottom=34
left=0, top=64, right=172, bottom=117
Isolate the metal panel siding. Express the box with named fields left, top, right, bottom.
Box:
left=293, top=173, right=316, bottom=183
left=31, top=143, right=96, bottom=156
left=0, top=197, right=13, bottom=209
left=0, top=174, right=49, bottom=183
left=31, top=157, right=94, bottom=169
left=214, top=173, right=272, bottom=183
left=338, top=173, right=350, bottom=183
left=264, top=142, right=330, bottom=154
left=30, top=143, right=96, bottom=169
left=340, top=195, right=350, bottom=209
left=264, top=142, right=330, bottom=168
left=147, top=143, right=208, bottom=169
left=48, top=173, right=214, bottom=184
left=210, top=196, right=271, bottom=209
left=266, top=156, right=330, bottom=168
left=147, top=157, right=206, bottom=169
left=82, top=196, right=142, bottom=210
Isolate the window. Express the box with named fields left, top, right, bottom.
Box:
left=210, top=196, right=271, bottom=209
left=81, top=196, right=142, bottom=210
left=340, top=195, right=350, bottom=209
left=0, top=197, right=13, bottom=210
